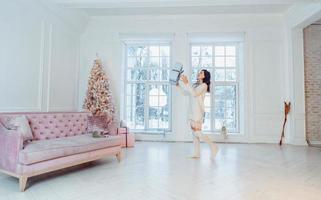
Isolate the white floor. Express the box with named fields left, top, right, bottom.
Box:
left=1, top=142, right=321, bottom=200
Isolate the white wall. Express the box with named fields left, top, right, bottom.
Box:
left=283, top=2, right=321, bottom=145
left=0, top=0, right=87, bottom=112
left=79, top=14, right=287, bottom=143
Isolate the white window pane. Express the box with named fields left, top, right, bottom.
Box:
left=149, top=96, right=159, bottom=106
left=226, top=107, right=235, bottom=118
left=201, top=57, right=212, bottom=68
left=204, top=112, right=211, bottom=122
left=226, top=69, right=236, bottom=81
left=191, top=69, right=199, bottom=81
left=215, top=119, right=225, bottom=129
left=149, top=85, right=158, bottom=95
left=162, top=85, right=170, bottom=96
left=126, top=83, right=145, bottom=96
left=215, top=85, right=236, bottom=100
left=215, top=87, right=225, bottom=99
left=160, top=46, right=170, bottom=57
left=215, top=46, right=225, bottom=56
left=159, top=120, right=169, bottom=129
left=201, top=46, right=213, bottom=56
left=149, top=46, right=159, bottom=56
left=226, top=119, right=236, bottom=130
left=159, top=96, right=168, bottom=107
left=127, top=69, right=147, bottom=81
left=128, top=56, right=148, bottom=68
left=150, top=57, right=159, bottom=68
left=226, top=100, right=235, bottom=107
left=127, top=57, right=136, bottom=68
left=137, top=46, right=148, bottom=57
left=226, top=46, right=236, bottom=56
left=127, top=47, right=136, bottom=56
left=215, top=105, right=225, bottom=119
left=192, top=46, right=201, bottom=56
left=215, top=57, right=225, bottom=67
left=203, top=118, right=211, bottom=130
left=204, top=96, right=211, bottom=107
left=160, top=57, right=170, bottom=68
left=161, top=69, right=169, bottom=81
left=138, top=57, right=149, bottom=67
left=160, top=104, right=169, bottom=128
left=215, top=69, right=225, bottom=81
left=150, top=69, right=160, bottom=81
left=214, top=85, right=237, bottom=131
left=149, top=107, right=160, bottom=128
left=128, top=46, right=148, bottom=57
left=128, top=84, right=145, bottom=106
left=135, top=106, right=145, bottom=127
left=226, top=57, right=236, bottom=67
left=192, top=57, right=201, bottom=67
left=149, top=120, right=158, bottom=128
left=225, top=86, right=236, bottom=99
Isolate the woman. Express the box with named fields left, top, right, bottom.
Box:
left=177, top=69, right=218, bottom=158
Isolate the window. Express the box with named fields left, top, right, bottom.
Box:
left=191, top=43, right=240, bottom=133
left=124, top=44, right=171, bottom=132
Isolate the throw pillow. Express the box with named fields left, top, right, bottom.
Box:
left=0, top=116, right=18, bottom=130
left=1, top=116, right=33, bottom=142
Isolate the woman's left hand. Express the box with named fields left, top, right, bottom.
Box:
left=181, top=75, right=189, bottom=84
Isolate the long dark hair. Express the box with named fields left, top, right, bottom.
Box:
left=194, top=69, right=210, bottom=92
left=202, top=69, right=211, bottom=92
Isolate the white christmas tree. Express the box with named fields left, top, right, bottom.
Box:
left=83, top=59, right=116, bottom=125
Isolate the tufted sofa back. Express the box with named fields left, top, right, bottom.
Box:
left=0, top=112, right=92, bottom=141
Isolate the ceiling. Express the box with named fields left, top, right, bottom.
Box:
left=46, top=0, right=316, bottom=16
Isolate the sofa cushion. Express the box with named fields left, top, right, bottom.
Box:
left=19, top=134, right=121, bottom=165
left=0, top=115, right=33, bottom=142
left=0, top=112, right=92, bottom=141
left=27, top=113, right=91, bottom=140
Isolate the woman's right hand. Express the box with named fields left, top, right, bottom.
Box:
left=181, top=75, right=189, bottom=85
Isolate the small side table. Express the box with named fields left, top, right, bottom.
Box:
left=117, top=127, right=135, bottom=148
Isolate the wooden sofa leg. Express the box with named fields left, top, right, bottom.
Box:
left=19, top=176, right=28, bottom=192
left=116, top=152, right=122, bottom=162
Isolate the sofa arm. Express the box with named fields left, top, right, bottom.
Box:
left=0, top=123, right=24, bottom=173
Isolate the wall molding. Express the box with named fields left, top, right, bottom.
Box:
left=45, top=23, right=53, bottom=112
left=37, top=20, right=46, bottom=111
left=252, top=41, right=284, bottom=116
left=0, top=107, right=42, bottom=112
left=49, top=106, right=78, bottom=112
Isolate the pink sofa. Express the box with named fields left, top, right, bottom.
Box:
left=0, top=112, right=122, bottom=191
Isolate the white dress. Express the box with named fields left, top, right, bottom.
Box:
left=177, top=81, right=208, bottom=130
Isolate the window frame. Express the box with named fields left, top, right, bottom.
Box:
left=123, top=42, right=173, bottom=133
left=189, top=42, right=242, bottom=134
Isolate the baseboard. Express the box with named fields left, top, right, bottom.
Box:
left=135, top=135, right=283, bottom=144
left=290, top=137, right=308, bottom=146
left=308, top=140, right=321, bottom=145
